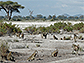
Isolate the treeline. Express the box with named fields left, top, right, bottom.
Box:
left=0, top=14, right=84, bottom=21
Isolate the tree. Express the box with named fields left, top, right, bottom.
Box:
left=48, top=15, right=52, bottom=19
left=36, top=14, right=43, bottom=19
left=28, top=9, right=33, bottom=20
left=52, top=15, right=56, bottom=20
left=0, top=1, right=24, bottom=20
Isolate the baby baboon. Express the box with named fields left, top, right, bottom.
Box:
left=41, top=33, right=47, bottom=39
left=51, top=49, right=58, bottom=57
left=53, top=35, right=58, bottom=40
left=27, top=50, right=38, bottom=61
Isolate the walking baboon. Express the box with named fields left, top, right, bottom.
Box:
left=27, top=50, right=38, bottom=61
left=41, top=32, right=48, bottom=39
left=53, top=35, right=58, bottom=40
left=7, top=51, right=15, bottom=62
left=1, top=51, right=15, bottom=62
left=51, top=49, right=58, bottom=57
left=74, top=34, right=77, bottom=42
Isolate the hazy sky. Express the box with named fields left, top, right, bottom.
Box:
left=0, top=0, right=84, bottom=17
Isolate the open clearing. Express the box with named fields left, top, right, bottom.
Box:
left=0, top=21, right=84, bottom=63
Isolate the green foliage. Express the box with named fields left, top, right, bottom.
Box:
left=79, top=27, right=84, bottom=33
left=50, top=18, right=54, bottom=21
left=14, top=39, right=19, bottom=42
left=0, top=1, right=25, bottom=20
left=0, top=22, right=22, bottom=36
left=17, top=18, right=22, bottom=21
left=0, top=40, right=9, bottom=55
left=73, top=22, right=84, bottom=30
left=24, top=22, right=84, bottom=34
left=63, top=26, right=73, bottom=32
left=54, top=22, right=67, bottom=29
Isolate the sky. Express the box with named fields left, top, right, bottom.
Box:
left=0, top=0, right=84, bottom=17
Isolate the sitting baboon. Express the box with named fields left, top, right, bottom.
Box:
left=78, top=35, right=84, bottom=40
left=41, top=32, right=48, bottom=39
left=27, top=50, right=38, bottom=61
left=72, top=44, right=83, bottom=55
left=16, top=33, right=20, bottom=38
left=63, top=36, right=71, bottom=40
left=63, top=36, right=66, bottom=40
left=20, top=33, right=24, bottom=38
left=51, top=49, right=58, bottom=57
left=53, top=35, right=58, bottom=40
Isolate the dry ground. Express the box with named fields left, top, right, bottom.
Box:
left=0, top=32, right=84, bottom=63
left=0, top=21, right=84, bottom=63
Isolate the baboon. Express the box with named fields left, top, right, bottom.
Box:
left=16, top=33, right=20, bottom=38
left=63, top=36, right=66, bottom=40
left=51, top=49, right=58, bottom=57
left=1, top=49, right=9, bottom=60
left=74, top=34, right=77, bottom=42
left=7, top=51, right=15, bottom=62
left=63, top=36, right=71, bottom=40
left=72, top=44, right=83, bottom=55
left=27, top=50, right=38, bottom=61
left=20, top=33, right=24, bottom=38
left=53, top=35, right=58, bottom=40
left=1, top=50, right=15, bottom=62
left=78, top=35, right=84, bottom=40
left=41, top=33, right=48, bottom=39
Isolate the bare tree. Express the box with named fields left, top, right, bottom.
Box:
left=28, top=9, right=33, bottom=19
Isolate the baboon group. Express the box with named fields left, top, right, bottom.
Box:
left=26, top=32, right=84, bottom=61
left=1, top=31, right=84, bottom=62
left=27, top=49, right=58, bottom=61
left=41, top=32, right=84, bottom=56
left=41, top=32, right=84, bottom=41
left=15, top=33, right=24, bottom=39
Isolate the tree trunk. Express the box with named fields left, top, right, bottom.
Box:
left=7, top=11, right=10, bottom=21
left=7, top=11, right=12, bottom=21
left=9, top=11, right=12, bottom=20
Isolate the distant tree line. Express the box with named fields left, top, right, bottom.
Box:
left=0, top=1, right=84, bottom=21
left=0, top=14, right=84, bottom=21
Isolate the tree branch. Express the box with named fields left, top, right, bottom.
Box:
left=1, top=5, right=8, bottom=13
